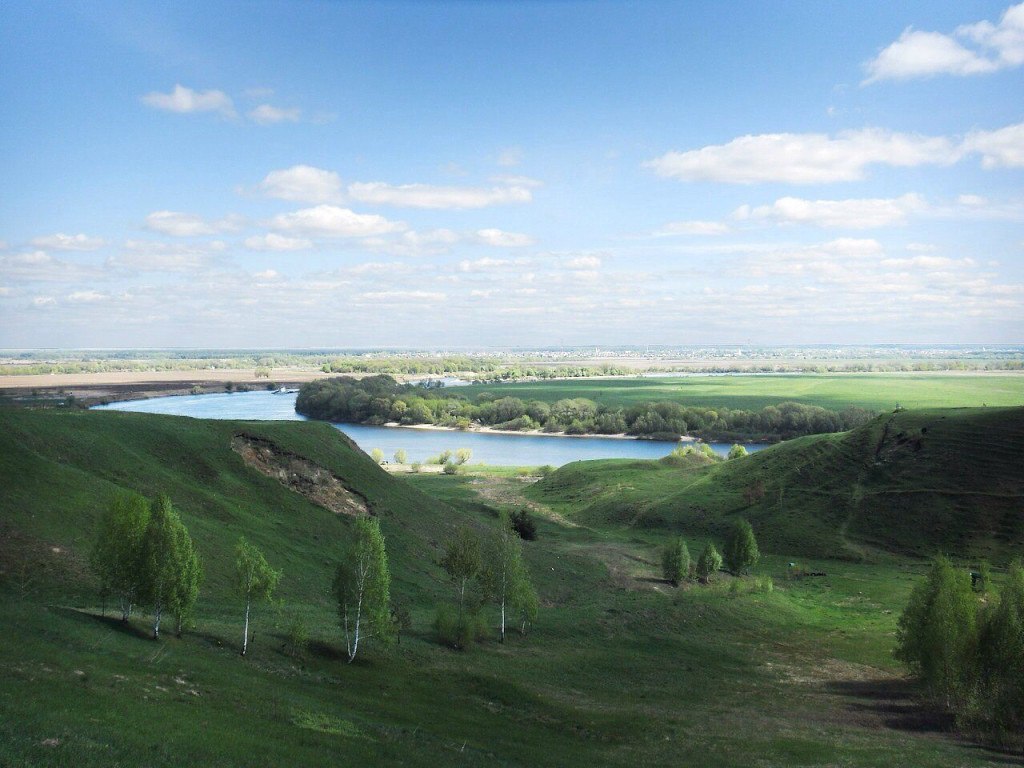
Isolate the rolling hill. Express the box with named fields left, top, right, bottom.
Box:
left=531, top=406, right=1024, bottom=561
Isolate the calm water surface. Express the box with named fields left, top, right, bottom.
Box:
left=93, top=391, right=767, bottom=466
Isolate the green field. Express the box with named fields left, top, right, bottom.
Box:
left=1, top=407, right=1021, bottom=766
left=465, top=373, right=1024, bottom=412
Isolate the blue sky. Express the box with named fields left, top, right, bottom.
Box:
left=1, top=1, right=1022, bottom=348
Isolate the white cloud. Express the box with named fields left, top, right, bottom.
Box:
left=244, top=233, right=313, bottom=251
left=67, top=290, right=108, bottom=303
left=271, top=205, right=406, bottom=237
left=257, top=165, right=343, bottom=204
left=109, top=240, right=227, bottom=272
left=474, top=229, right=535, bottom=247
left=31, top=295, right=56, bottom=307
left=864, top=3, right=1024, bottom=83
left=963, top=122, right=1024, bottom=168
left=655, top=220, right=730, bottom=236
left=735, top=193, right=926, bottom=229
left=254, top=269, right=281, bottom=280
left=347, top=182, right=532, bottom=209
left=30, top=233, right=106, bottom=251
left=0, top=250, right=104, bottom=282
left=497, top=146, right=524, bottom=167
left=145, top=211, right=242, bottom=237
left=490, top=174, right=544, bottom=188
left=645, top=129, right=960, bottom=184
left=248, top=104, right=301, bottom=125
left=142, top=84, right=235, bottom=117
left=564, top=255, right=602, bottom=269
left=458, top=257, right=532, bottom=272
left=358, top=290, right=446, bottom=302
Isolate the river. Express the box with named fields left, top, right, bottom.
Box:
left=92, top=390, right=768, bottom=466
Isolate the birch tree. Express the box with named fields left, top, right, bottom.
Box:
left=170, top=523, right=203, bottom=638
left=89, top=492, right=149, bottom=621
left=333, top=516, right=392, bottom=663
left=440, top=527, right=482, bottom=630
left=511, top=576, right=538, bottom=635
left=481, top=512, right=530, bottom=642
left=138, top=495, right=186, bottom=640
left=234, top=536, right=281, bottom=657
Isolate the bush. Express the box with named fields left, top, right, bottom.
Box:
left=661, top=537, right=690, bottom=586
left=510, top=508, right=537, bottom=541
left=410, top=462, right=422, bottom=473
left=537, top=465, right=556, bottom=477
left=282, top=615, right=309, bottom=657
left=434, top=604, right=487, bottom=649
left=696, top=543, right=722, bottom=583
left=442, top=461, right=459, bottom=475
left=723, top=519, right=759, bottom=575
left=727, top=444, right=748, bottom=460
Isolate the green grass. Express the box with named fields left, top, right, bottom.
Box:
left=464, top=372, right=1024, bottom=411
left=0, top=407, right=1019, bottom=766
left=531, top=406, right=1024, bottom=563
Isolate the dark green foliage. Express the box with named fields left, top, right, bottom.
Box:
left=723, top=519, right=759, bottom=575
left=138, top=495, right=194, bottom=639
left=894, top=556, right=978, bottom=710
left=661, top=537, right=690, bottom=586
left=433, top=604, right=487, bottom=649
left=439, top=527, right=482, bottom=647
left=978, top=560, right=1024, bottom=733
left=89, top=492, right=150, bottom=621
left=295, top=376, right=875, bottom=442
left=510, top=507, right=538, bottom=540
left=696, top=543, right=723, bottom=583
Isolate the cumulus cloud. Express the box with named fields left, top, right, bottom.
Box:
left=474, top=229, right=535, bottom=247
left=145, top=211, right=243, bottom=237
left=243, top=233, right=313, bottom=251
left=564, top=255, right=602, bottom=269
left=67, top=290, right=108, bottom=303
left=645, top=129, right=960, bottom=183
left=248, top=104, right=301, bottom=125
left=654, top=220, right=730, bottom=236
left=142, top=84, right=235, bottom=117
left=358, top=290, right=446, bottom=303
left=270, top=205, right=406, bottom=237
left=864, top=3, right=1024, bottom=83
left=0, top=250, right=104, bottom=282
left=347, top=182, right=532, bottom=209
left=30, top=233, right=106, bottom=251
left=963, top=122, right=1024, bottom=168
left=257, top=165, right=343, bottom=204
left=735, top=193, right=927, bottom=229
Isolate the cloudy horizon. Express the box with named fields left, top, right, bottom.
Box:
left=1, top=2, right=1022, bottom=348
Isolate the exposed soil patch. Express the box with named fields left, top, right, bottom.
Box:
left=231, top=434, right=369, bottom=517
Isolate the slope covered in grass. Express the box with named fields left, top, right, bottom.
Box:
left=531, top=407, right=1024, bottom=561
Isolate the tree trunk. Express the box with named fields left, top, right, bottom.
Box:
left=349, top=592, right=363, bottom=663
left=241, top=597, right=250, bottom=656
left=153, top=603, right=162, bottom=640
left=500, top=597, right=506, bottom=643
left=176, top=613, right=183, bottom=638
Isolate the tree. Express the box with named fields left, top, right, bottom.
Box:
left=235, top=536, right=281, bottom=656
left=370, top=448, right=384, bottom=464
left=977, top=559, right=1024, bottom=731
left=334, top=516, right=392, bottom=663
left=440, top=527, right=482, bottom=634
left=727, top=444, right=748, bottom=460
left=723, top=519, right=759, bottom=575
left=661, top=537, right=690, bottom=586
left=456, top=448, right=473, bottom=465
left=696, top=543, right=723, bottom=583
left=511, top=576, right=538, bottom=635
left=394, top=449, right=407, bottom=465
left=481, top=512, right=532, bottom=642
left=138, top=495, right=189, bottom=640
left=89, top=492, right=150, bottom=622
left=895, top=555, right=978, bottom=710
left=170, top=523, right=202, bottom=638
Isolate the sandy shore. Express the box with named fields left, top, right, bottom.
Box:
left=389, top=421, right=695, bottom=442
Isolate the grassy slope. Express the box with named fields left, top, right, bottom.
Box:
left=464, top=373, right=1024, bottom=411
left=531, top=407, right=1024, bottom=562
left=0, top=407, right=1018, bottom=767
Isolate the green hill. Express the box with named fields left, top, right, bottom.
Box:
left=531, top=406, right=1024, bottom=561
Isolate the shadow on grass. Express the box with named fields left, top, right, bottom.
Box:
left=55, top=606, right=153, bottom=641
left=826, top=678, right=1024, bottom=765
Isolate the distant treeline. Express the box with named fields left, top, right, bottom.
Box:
left=295, top=375, right=877, bottom=441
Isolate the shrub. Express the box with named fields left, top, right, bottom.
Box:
left=442, top=461, right=459, bottom=475
left=723, top=519, right=759, bottom=575
left=410, top=462, right=422, bottom=473
left=696, top=543, right=723, bottom=583
left=661, top=537, right=690, bottom=586
left=510, top=508, right=537, bottom=541
left=283, top=615, right=309, bottom=657
left=434, top=604, right=487, bottom=649
left=727, top=444, right=748, bottom=460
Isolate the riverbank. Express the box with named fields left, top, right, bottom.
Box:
left=389, top=421, right=696, bottom=442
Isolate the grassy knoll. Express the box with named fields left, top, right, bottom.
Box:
left=465, top=372, right=1024, bottom=412
left=1, top=408, right=1019, bottom=766
left=531, top=406, right=1024, bottom=562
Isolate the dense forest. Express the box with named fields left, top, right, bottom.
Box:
left=295, top=375, right=877, bottom=442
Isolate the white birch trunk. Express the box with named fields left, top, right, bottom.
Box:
left=153, top=603, right=162, bottom=639
left=242, top=597, right=250, bottom=656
